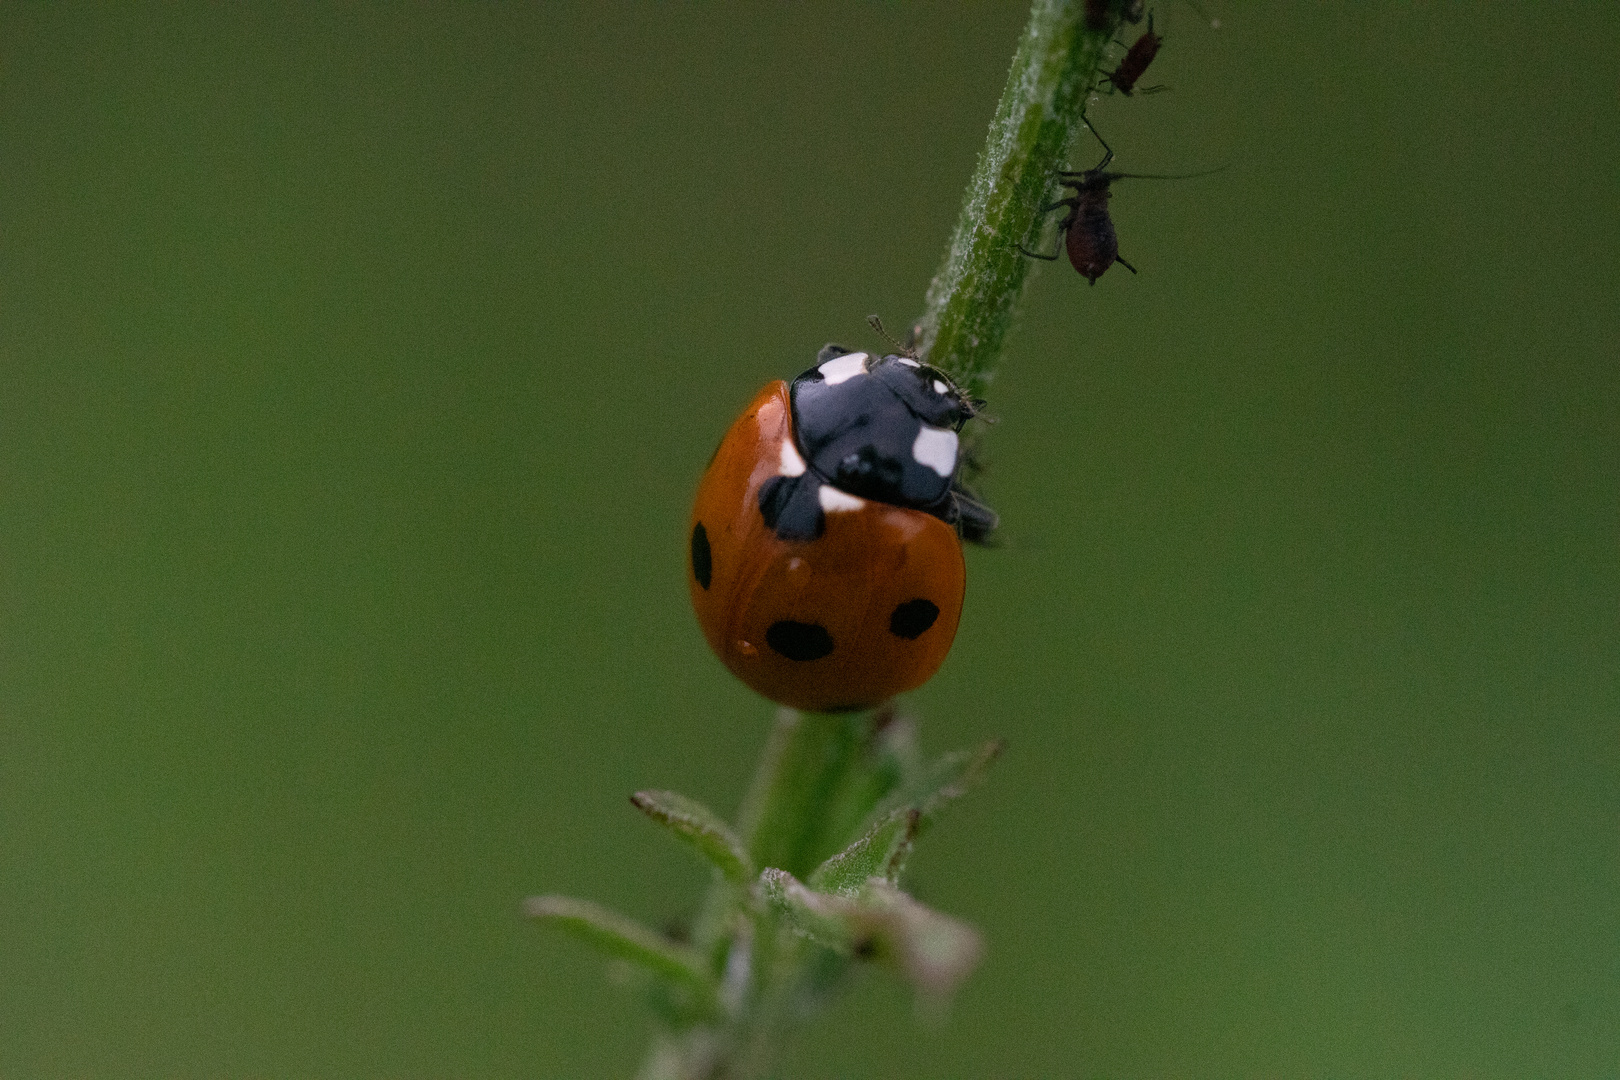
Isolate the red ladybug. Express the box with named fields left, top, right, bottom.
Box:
left=689, top=347, right=994, bottom=712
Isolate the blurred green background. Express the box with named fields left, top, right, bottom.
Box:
left=4, top=3, right=1617, bottom=1076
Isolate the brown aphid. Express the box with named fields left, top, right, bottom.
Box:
left=1017, top=128, right=1134, bottom=284
left=1018, top=119, right=1220, bottom=285
left=1101, top=11, right=1166, bottom=96
left=1019, top=173, right=1132, bottom=285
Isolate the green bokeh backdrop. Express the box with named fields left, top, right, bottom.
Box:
left=4, top=3, right=1616, bottom=1076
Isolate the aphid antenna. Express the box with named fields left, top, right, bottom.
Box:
left=1068, top=111, right=1227, bottom=184
left=1105, top=163, right=1230, bottom=182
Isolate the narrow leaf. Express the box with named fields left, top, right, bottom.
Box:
left=525, top=894, right=715, bottom=1000
left=865, top=738, right=1005, bottom=838
left=759, top=868, right=858, bottom=953
left=760, top=871, right=984, bottom=1003
left=631, top=789, right=755, bottom=884
left=808, top=806, right=920, bottom=896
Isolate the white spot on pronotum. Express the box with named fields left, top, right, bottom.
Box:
left=932, top=379, right=949, bottom=395
left=912, top=425, right=959, bottom=477
left=779, top=438, right=806, bottom=476
left=818, top=485, right=866, bottom=512
left=818, top=352, right=868, bottom=385
left=895, top=357, right=920, bottom=368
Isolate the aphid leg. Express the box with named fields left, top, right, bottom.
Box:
left=1019, top=193, right=1078, bottom=260
left=1017, top=242, right=1063, bottom=261
left=1076, top=111, right=1116, bottom=173
left=1115, top=255, right=1139, bottom=274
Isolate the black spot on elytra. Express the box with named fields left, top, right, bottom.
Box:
left=766, top=620, right=834, bottom=661
left=888, top=599, right=940, bottom=639
left=690, top=523, right=712, bottom=589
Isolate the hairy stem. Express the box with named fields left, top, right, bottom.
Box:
left=631, top=5, right=1125, bottom=1077
left=917, top=0, right=1118, bottom=401
left=639, top=711, right=869, bottom=1080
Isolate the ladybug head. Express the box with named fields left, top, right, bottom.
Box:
left=870, top=355, right=980, bottom=431
left=790, top=347, right=980, bottom=516
left=809, top=344, right=978, bottom=429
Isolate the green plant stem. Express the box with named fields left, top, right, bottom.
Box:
left=640, top=710, right=870, bottom=1080
left=632, top=5, right=1121, bottom=1077
left=918, top=0, right=1117, bottom=401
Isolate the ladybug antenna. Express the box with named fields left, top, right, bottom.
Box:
left=869, top=314, right=983, bottom=421
left=866, top=314, right=920, bottom=360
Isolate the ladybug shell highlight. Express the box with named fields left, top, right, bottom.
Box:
left=689, top=376, right=965, bottom=712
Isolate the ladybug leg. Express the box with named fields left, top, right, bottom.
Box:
left=758, top=473, right=827, bottom=542
left=951, top=488, right=1000, bottom=547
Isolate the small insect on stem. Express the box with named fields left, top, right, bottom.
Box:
left=1017, top=116, right=1223, bottom=285
left=1100, top=11, right=1166, bottom=96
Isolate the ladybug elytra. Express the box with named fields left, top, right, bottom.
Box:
left=689, top=347, right=992, bottom=712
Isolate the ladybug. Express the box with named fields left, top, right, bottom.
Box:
left=688, top=346, right=994, bottom=713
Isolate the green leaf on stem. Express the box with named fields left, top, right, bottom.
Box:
left=804, top=738, right=1002, bottom=897
left=631, top=789, right=756, bottom=885
left=759, top=870, right=984, bottom=1002
left=524, top=894, right=717, bottom=1006
left=809, top=806, right=920, bottom=896
left=759, top=868, right=860, bottom=953
left=865, top=738, right=1005, bottom=837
